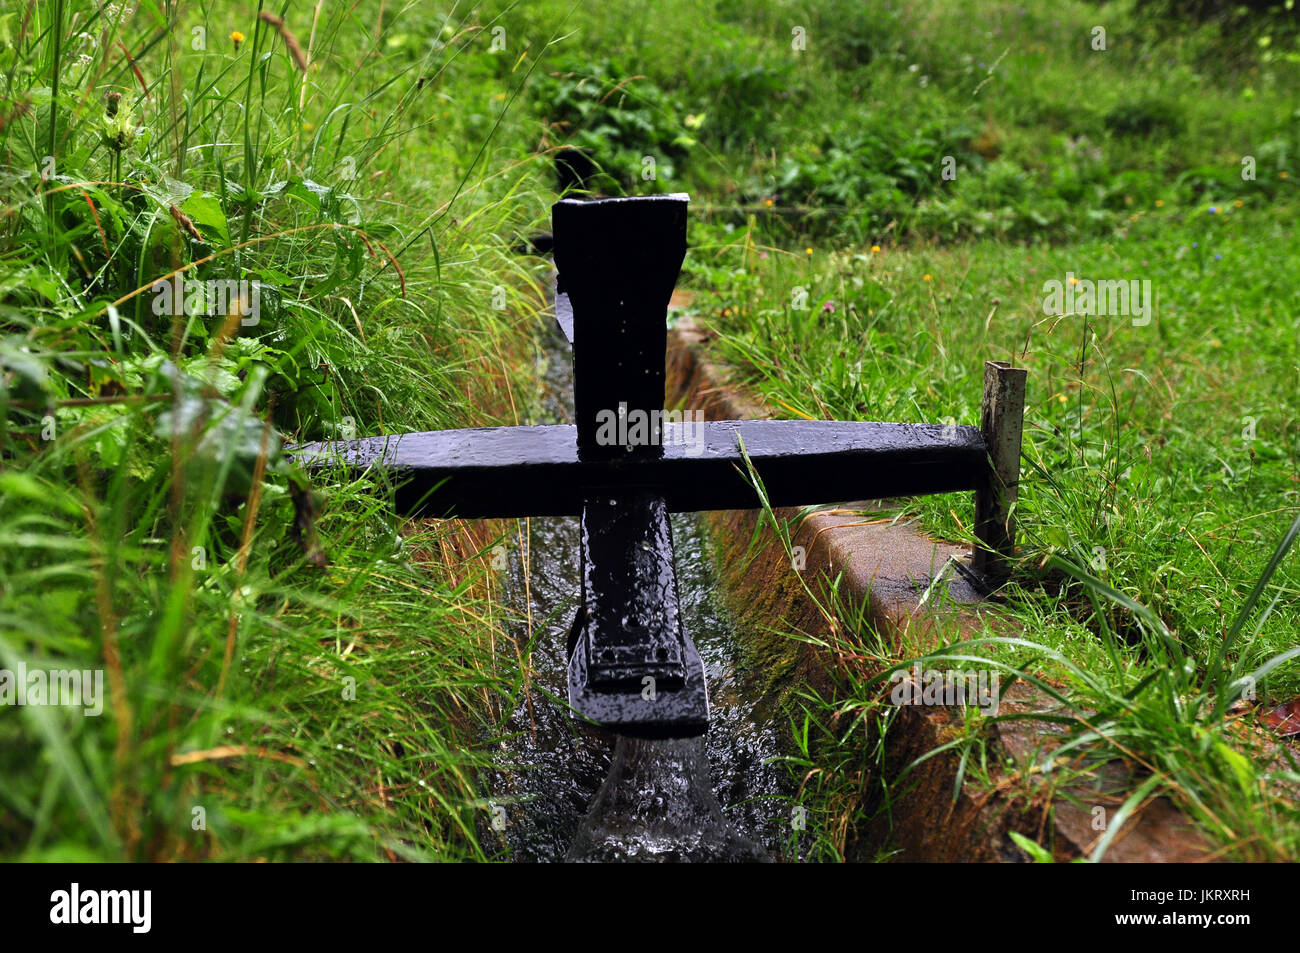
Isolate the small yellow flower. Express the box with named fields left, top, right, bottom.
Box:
left=1209, top=338, right=1221, bottom=348
left=1234, top=199, right=1244, bottom=207
left=1155, top=199, right=1164, bottom=207
left=1282, top=171, right=1290, bottom=179
left=1056, top=394, right=1067, bottom=404
left=763, top=198, right=773, bottom=207
left=1068, top=276, right=1078, bottom=285
left=805, top=247, right=813, bottom=255
left=871, top=245, right=881, bottom=253
left=922, top=274, right=932, bottom=282
left=230, top=30, right=245, bottom=46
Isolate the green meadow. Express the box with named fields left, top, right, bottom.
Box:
left=2, top=0, right=1298, bottom=861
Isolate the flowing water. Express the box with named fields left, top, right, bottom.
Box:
left=478, top=324, right=794, bottom=862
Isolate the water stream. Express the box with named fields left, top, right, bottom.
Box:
left=478, top=323, right=793, bottom=862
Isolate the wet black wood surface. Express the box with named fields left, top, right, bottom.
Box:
left=292, top=419, right=987, bottom=519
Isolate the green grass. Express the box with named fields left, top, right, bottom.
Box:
left=670, top=8, right=1300, bottom=858
left=0, top=0, right=556, bottom=860
left=6, top=0, right=1300, bottom=862
left=693, top=202, right=1300, bottom=669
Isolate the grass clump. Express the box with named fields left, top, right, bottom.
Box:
left=1, top=0, right=551, bottom=860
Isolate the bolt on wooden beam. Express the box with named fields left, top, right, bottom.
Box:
left=972, top=360, right=1028, bottom=588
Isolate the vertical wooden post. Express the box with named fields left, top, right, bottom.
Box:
left=551, top=194, right=689, bottom=460
left=973, top=361, right=1027, bottom=587
left=552, top=194, right=709, bottom=738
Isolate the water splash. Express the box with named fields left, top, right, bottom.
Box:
left=567, top=736, right=771, bottom=862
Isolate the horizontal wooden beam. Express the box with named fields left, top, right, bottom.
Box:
left=292, top=419, right=988, bottom=519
